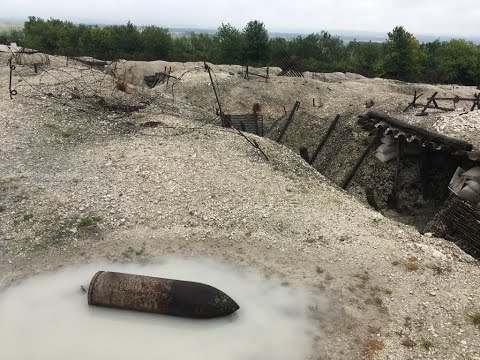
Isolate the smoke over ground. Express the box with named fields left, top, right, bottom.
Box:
left=0, top=258, right=324, bottom=360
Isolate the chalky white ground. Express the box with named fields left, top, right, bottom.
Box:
left=0, top=56, right=479, bottom=359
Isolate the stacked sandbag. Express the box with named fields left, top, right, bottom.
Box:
left=458, top=167, right=480, bottom=204
left=374, top=136, right=422, bottom=163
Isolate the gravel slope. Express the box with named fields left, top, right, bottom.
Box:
left=0, top=56, right=479, bottom=359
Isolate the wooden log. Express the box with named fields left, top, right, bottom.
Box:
left=276, top=101, right=300, bottom=143
left=366, top=112, right=473, bottom=151
left=341, top=129, right=382, bottom=190
left=309, top=114, right=340, bottom=165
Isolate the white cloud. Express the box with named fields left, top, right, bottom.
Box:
left=3, top=0, right=479, bottom=36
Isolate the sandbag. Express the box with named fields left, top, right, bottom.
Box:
left=458, top=185, right=480, bottom=202
left=376, top=143, right=397, bottom=154
left=381, top=135, right=396, bottom=145
left=374, top=151, right=398, bottom=163
left=463, top=167, right=480, bottom=182
left=466, top=180, right=480, bottom=193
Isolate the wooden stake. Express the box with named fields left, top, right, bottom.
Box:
left=421, top=92, right=438, bottom=114
left=341, top=129, right=382, bottom=190
left=309, top=114, right=340, bottom=165
left=276, top=101, right=300, bottom=143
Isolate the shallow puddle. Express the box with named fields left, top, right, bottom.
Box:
left=0, top=257, right=323, bottom=360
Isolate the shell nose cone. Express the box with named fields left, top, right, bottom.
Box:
left=171, top=281, right=240, bottom=318
left=220, top=292, right=240, bottom=315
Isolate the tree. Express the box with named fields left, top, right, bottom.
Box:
left=109, top=22, right=141, bottom=59
left=346, top=40, right=384, bottom=77
left=215, top=23, right=244, bottom=64
left=436, top=39, right=480, bottom=85
left=141, top=26, right=172, bottom=60
left=242, top=20, right=269, bottom=64
left=384, top=26, right=422, bottom=81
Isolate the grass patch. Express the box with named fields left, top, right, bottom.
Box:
left=131, top=113, right=145, bottom=120
left=470, top=313, right=480, bottom=328
left=421, top=339, right=435, bottom=350
left=121, top=242, right=146, bottom=258
left=23, top=213, right=33, bottom=221
left=79, top=216, right=101, bottom=228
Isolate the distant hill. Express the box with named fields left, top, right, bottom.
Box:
left=1, top=17, right=479, bottom=44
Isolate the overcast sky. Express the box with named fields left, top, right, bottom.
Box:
left=3, top=0, right=480, bottom=36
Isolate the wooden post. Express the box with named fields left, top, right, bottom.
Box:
left=166, top=67, right=172, bottom=85
left=366, top=188, right=379, bottom=211
left=389, top=138, right=404, bottom=209
left=421, top=92, right=438, bottom=114
left=8, top=58, right=17, bottom=99
left=471, top=93, right=480, bottom=111
left=266, top=67, right=269, bottom=81
left=299, top=147, right=309, bottom=162
left=403, top=90, right=423, bottom=112
left=204, top=62, right=227, bottom=127
left=341, top=129, right=382, bottom=190
left=309, top=115, right=340, bottom=165
left=421, top=149, right=432, bottom=200
left=276, top=101, right=300, bottom=143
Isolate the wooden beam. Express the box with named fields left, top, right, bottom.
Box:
left=471, top=93, right=480, bottom=111
left=414, top=103, right=455, bottom=112
left=421, top=91, right=438, bottom=113
left=276, top=101, right=300, bottom=143
left=309, top=114, right=340, bottom=165
left=403, top=90, right=423, bottom=112
left=389, top=138, right=404, bottom=209
left=341, top=129, right=382, bottom=190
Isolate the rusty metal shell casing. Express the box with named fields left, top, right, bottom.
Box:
left=88, top=271, right=239, bottom=318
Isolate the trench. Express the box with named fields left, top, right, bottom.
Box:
left=0, top=257, right=323, bottom=360
left=266, top=110, right=480, bottom=259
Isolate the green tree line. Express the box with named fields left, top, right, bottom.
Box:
left=2, top=17, right=480, bottom=85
